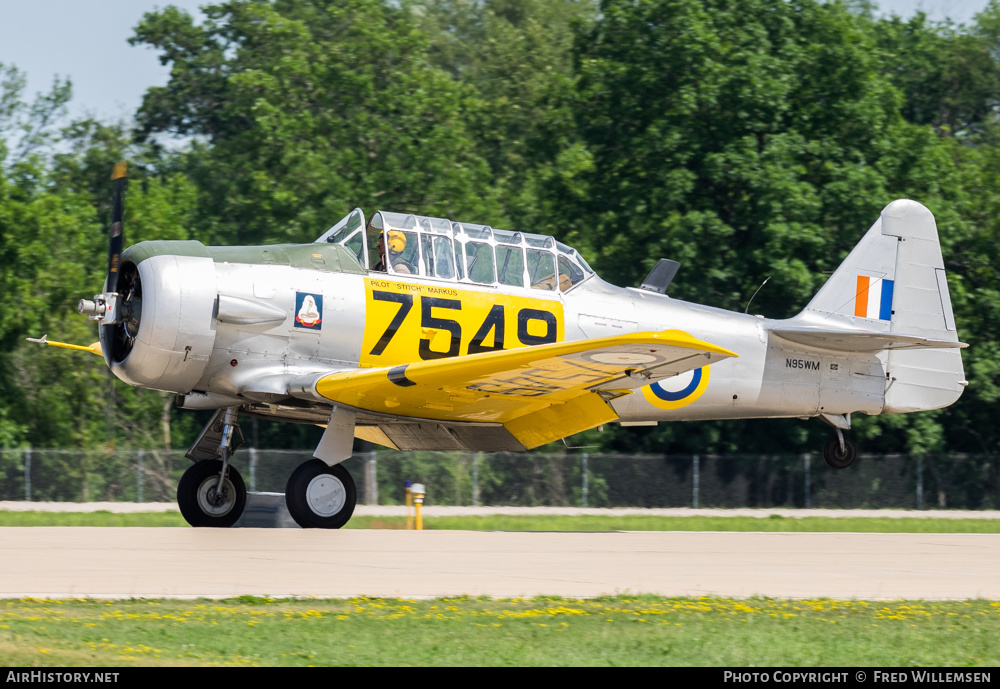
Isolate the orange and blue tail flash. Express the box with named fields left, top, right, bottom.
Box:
left=853, top=276, right=894, bottom=321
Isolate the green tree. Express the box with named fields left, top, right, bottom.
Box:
left=414, top=0, right=597, bottom=228
left=131, top=0, right=502, bottom=246
left=875, top=10, right=1000, bottom=138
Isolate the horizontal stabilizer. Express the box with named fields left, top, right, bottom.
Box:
left=771, top=326, right=968, bottom=353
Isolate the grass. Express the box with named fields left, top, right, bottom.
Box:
left=0, top=510, right=189, bottom=527
left=1, top=596, right=997, bottom=666
left=1, top=510, right=999, bottom=532
left=347, top=514, right=1000, bottom=533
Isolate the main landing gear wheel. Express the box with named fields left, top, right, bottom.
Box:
left=823, top=436, right=857, bottom=470
left=177, top=459, right=247, bottom=527
left=285, top=459, right=357, bottom=529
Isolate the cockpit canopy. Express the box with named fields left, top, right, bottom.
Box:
left=315, top=209, right=594, bottom=292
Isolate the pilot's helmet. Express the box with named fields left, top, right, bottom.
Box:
left=386, top=229, right=406, bottom=253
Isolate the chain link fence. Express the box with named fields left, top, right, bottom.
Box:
left=1, top=448, right=998, bottom=510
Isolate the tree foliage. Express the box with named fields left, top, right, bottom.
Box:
left=131, top=0, right=502, bottom=245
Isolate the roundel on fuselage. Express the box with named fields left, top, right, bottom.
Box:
left=641, top=364, right=711, bottom=410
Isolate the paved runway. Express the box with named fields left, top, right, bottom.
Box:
left=1, top=528, right=997, bottom=599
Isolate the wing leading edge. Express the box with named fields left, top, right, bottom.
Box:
left=310, top=330, right=736, bottom=449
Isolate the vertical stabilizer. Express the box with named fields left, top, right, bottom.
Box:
left=800, top=200, right=965, bottom=413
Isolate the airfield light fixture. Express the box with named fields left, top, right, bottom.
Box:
left=411, top=483, right=426, bottom=531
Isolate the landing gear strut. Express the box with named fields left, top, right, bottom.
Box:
left=285, top=459, right=357, bottom=529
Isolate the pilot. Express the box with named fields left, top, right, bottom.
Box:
left=374, top=230, right=412, bottom=274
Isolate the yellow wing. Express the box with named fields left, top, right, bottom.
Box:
left=314, top=330, right=736, bottom=449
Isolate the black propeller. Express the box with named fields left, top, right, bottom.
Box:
left=78, top=162, right=141, bottom=363
left=107, top=162, right=143, bottom=361
left=106, top=161, right=127, bottom=293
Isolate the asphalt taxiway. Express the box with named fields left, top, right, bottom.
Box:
left=1, top=528, right=997, bottom=599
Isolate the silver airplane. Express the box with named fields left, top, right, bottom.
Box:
left=34, top=164, right=967, bottom=528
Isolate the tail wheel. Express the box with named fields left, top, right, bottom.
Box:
left=177, top=459, right=247, bottom=527
left=285, top=459, right=357, bottom=529
left=823, top=436, right=857, bottom=470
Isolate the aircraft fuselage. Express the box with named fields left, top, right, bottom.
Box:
left=110, top=239, right=891, bottom=435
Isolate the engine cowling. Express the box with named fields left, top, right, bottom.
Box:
left=101, top=241, right=218, bottom=393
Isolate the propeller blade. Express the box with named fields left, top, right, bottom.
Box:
left=106, top=161, right=128, bottom=293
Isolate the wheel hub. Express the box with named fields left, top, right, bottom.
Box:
left=196, top=476, right=236, bottom=516
left=305, top=474, right=346, bottom=516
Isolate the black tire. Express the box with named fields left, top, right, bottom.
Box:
left=177, top=459, right=247, bottom=527
left=823, top=436, right=857, bottom=470
left=285, top=459, right=357, bottom=529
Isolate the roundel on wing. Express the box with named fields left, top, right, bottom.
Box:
left=641, top=364, right=711, bottom=410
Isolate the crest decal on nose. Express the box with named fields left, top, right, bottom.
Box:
left=295, top=292, right=323, bottom=329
